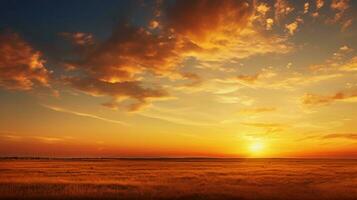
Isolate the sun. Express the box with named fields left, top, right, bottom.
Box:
left=249, top=141, right=265, bottom=155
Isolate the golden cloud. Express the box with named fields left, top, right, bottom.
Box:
left=0, top=32, right=50, bottom=90
left=241, top=122, right=285, bottom=134
left=239, top=107, right=277, bottom=115
left=322, top=133, right=357, bottom=140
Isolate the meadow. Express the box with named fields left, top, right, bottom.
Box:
left=0, top=158, right=356, bottom=199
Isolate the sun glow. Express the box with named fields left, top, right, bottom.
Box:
left=249, top=141, right=265, bottom=156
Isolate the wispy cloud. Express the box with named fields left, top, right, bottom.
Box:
left=322, top=133, right=357, bottom=140
left=239, top=107, right=277, bottom=115
left=42, top=104, right=130, bottom=126
left=241, top=122, right=286, bottom=134
left=139, top=111, right=214, bottom=127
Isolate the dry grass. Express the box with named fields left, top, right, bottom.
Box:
left=0, top=158, right=356, bottom=199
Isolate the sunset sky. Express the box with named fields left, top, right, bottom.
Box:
left=0, top=0, right=356, bottom=158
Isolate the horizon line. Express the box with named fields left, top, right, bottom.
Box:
left=1, top=156, right=357, bottom=160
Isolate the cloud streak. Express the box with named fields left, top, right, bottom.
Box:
left=42, top=104, right=129, bottom=126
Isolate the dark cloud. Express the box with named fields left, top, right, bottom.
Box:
left=78, top=24, right=198, bottom=82
left=66, top=77, right=169, bottom=111
left=0, top=32, right=50, bottom=90
left=61, top=1, right=255, bottom=111
left=63, top=24, right=196, bottom=111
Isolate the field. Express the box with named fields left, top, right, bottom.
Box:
left=0, top=158, right=357, bottom=200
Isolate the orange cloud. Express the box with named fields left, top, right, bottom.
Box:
left=327, top=0, right=352, bottom=30
left=60, top=32, right=94, bottom=46
left=0, top=32, right=50, bottom=90
left=166, top=0, right=254, bottom=43
left=331, top=0, right=349, bottom=12
left=302, top=89, right=357, bottom=106
left=236, top=74, right=260, bottom=84
left=322, top=133, right=357, bottom=140
left=62, top=1, right=291, bottom=111
left=233, top=69, right=277, bottom=86
left=316, top=0, right=324, bottom=9
left=304, top=2, right=310, bottom=14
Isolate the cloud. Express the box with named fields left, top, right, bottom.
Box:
left=166, top=0, right=253, bottom=43
left=236, top=74, right=260, bottom=84
left=322, top=133, right=357, bottom=140
left=239, top=107, right=276, bottom=115
left=302, top=89, right=357, bottom=106
left=241, top=122, right=285, bottom=134
left=61, top=0, right=295, bottom=111
left=274, top=0, right=294, bottom=23
left=338, top=56, right=357, bottom=71
left=331, top=0, right=349, bottom=12
left=316, top=0, right=324, bottom=9
left=304, top=2, right=310, bottom=14
left=285, top=17, right=303, bottom=36
left=285, top=21, right=299, bottom=35
left=62, top=23, right=202, bottom=111
left=0, top=133, right=73, bottom=144
left=165, top=0, right=291, bottom=60
left=234, top=69, right=276, bottom=85
left=70, top=24, right=197, bottom=83
left=326, top=0, right=352, bottom=30
left=60, top=32, right=94, bottom=46
left=256, top=3, right=270, bottom=16
left=0, top=31, right=50, bottom=90
left=66, top=77, right=169, bottom=111
left=225, top=68, right=342, bottom=90
left=309, top=46, right=355, bottom=72
left=341, top=18, right=352, bottom=31
left=266, top=18, right=274, bottom=30
left=42, top=104, right=129, bottom=126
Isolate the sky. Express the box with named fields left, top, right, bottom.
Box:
left=0, top=0, right=356, bottom=158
